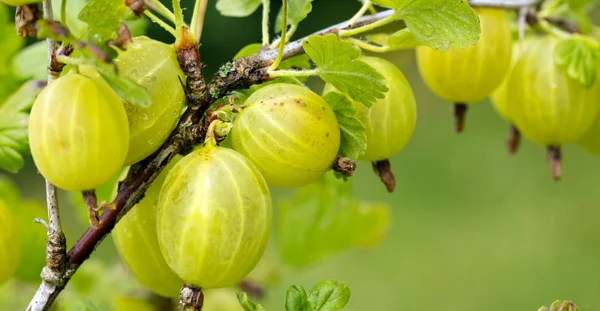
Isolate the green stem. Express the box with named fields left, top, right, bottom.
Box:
left=190, top=0, right=208, bottom=42
left=268, top=0, right=287, bottom=71
left=172, top=0, right=185, bottom=33
left=538, top=19, right=570, bottom=39
left=268, top=69, right=319, bottom=78
left=269, top=24, right=296, bottom=49
left=347, top=0, right=371, bottom=27
left=56, top=55, right=86, bottom=66
left=60, top=0, right=67, bottom=28
left=367, top=4, right=377, bottom=14
left=144, top=10, right=177, bottom=36
left=339, top=14, right=396, bottom=37
left=145, top=0, right=176, bottom=22
left=262, top=0, right=270, bottom=46
left=345, top=38, right=390, bottom=52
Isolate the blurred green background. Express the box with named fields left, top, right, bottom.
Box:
left=3, top=0, right=600, bottom=310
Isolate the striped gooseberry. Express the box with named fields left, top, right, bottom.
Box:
left=28, top=73, right=129, bottom=191
left=157, top=144, right=272, bottom=289
left=230, top=83, right=340, bottom=188
left=415, top=7, right=512, bottom=132
left=323, top=56, right=417, bottom=162
left=112, top=155, right=184, bottom=297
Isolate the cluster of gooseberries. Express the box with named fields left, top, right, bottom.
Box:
left=21, top=26, right=417, bottom=295
left=416, top=8, right=600, bottom=180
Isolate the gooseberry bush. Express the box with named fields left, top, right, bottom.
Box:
left=0, top=0, right=597, bottom=310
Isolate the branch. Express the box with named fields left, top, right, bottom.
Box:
left=26, top=1, right=544, bottom=308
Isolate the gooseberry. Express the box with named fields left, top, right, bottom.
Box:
left=112, top=155, right=184, bottom=297
left=28, top=73, right=129, bottom=191
left=157, top=144, right=272, bottom=289
left=416, top=8, right=512, bottom=132
left=230, top=83, right=340, bottom=188
left=323, top=56, right=417, bottom=162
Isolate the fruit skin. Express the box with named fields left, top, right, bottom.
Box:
left=578, top=117, right=600, bottom=156
left=0, top=199, right=21, bottom=286
left=230, top=83, right=340, bottom=188
left=506, top=36, right=600, bottom=146
left=112, top=155, right=184, bottom=298
left=28, top=73, right=129, bottom=191
left=157, top=145, right=272, bottom=289
left=416, top=8, right=512, bottom=103
left=0, top=0, right=40, bottom=6
left=323, top=56, right=416, bottom=162
left=490, top=43, right=520, bottom=121
left=114, top=36, right=186, bottom=166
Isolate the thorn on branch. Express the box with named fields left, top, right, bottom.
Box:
left=333, top=157, right=357, bottom=177
left=547, top=145, right=562, bottom=181
left=372, top=159, right=396, bottom=193
left=179, top=284, right=204, bottom=311
left=15, top=4, right=41, bottom=37
left=34, top=217, right=49, bottom=229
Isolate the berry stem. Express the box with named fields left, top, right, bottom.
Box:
left=190, top=0, right=209, bottom=42
left=268, top=0, right=288, bottom=72
left=506, top=124, right=521, bottom=154
left=339, top=14, right=396, bottom=38
left=347, top=0, right=372, bottom=27
left=262, top=0, right=271, bottom=46
left=345, top=37, right=390, bottom=53
left=453, top=103, right=468, bottom=134
left=172, top=0, right=185, bottom=35
left=144, top=10, right=177, bottom=36
left=547, top=145, right=562, bottom=181
left=144, top=0, right=176, bottom=23
left=60, top=0, right=67, bottom=29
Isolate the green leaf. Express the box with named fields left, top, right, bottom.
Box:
left=323, top=92, right=366, bottom=159
left=0, top=24, right=25, bottom=73
left=52, top=0, right=88, bottom=38
left=0, top=81, right=45, bottom=173
left=216, top=0, right=262, bottom=17
left=275, top=0, right=314, bottom=32
left=237, top=292, right=266, bottom=311
left=303, top=34, right=387, bottom=107
left=11, top=41, right=48, bottom=80
left=94, top=63, right=153, bottom=107
left=78, top=0, right=129, bottom=46
left=276, top=172, right=391, bottom=267
left=0, top=175, right=20, bottom=205
left=308, top=280, right=350, bottom=311
left=365, top=29, right=421, bottom=50
left=285, top=285, right=311, bottom=311
left=374, top=0, right=480, bottom=51
left=234, top=43, right=262, bottom=59
left=554, top=35, right=600, bottom=87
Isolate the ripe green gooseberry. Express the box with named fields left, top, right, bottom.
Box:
left=230, top=83, right=341, bottom=188
left=28, top=73, right=129, bottom=191
left=114, top=36, right=187, bottom=166
left=0, top=199, right=21, bottom=286
left=416, top=8, right=512, bottom=103
left=112, top=155, right=184, bottom=298
left=490, top=43, right=520, bottom=122
left=506, top=36, right=600, bottom=146
left=157, top=144, right=272, bottom=289
left=323, top=56, right=416, bottom=162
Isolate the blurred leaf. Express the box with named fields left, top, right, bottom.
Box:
left=112, top=297, right=155, bottom=311
left=554, top=35, right=600, bottom=87
left=308, top=280, right=350, bottom=311
left=0, top=81, right=45, bottom=173
left=14, top=200, right=48, bottom=283
left=52, top=0, right=88, bottom=38
left=303, top=34, right=387, bottom=107
left=285, top=285, right=310, bottom=311
left=323, top=92, right=366, bottom=159
left=216, top=0, right=262, bottom=17
left=366, top=29, right=420, bottom=50
left=0, top=175, right=20, bottom=204
left=78, top=0, right=128, bottom=46
left=275, top=0, right=314, bottom=32
left=371, top=0, right=480, bottom=51
left=11, top=41, right=47, bottom=80
left=124, top=16, right=149, bottom=37
left=276, top=172, right=391, bottom=267
left=237, top=292, right=266, bottom=311
left=0, top=24, right=25, bottom=72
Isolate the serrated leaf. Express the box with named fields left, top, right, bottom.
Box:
left=94, top=63, right=153, bottom=107
left=285, top=285, right=311, bottom=311
left=11, top=41, right=47, bottom=80
left=303, top=34, right=387, bottom=107
left=308, top=280, right=350, bottom=311
left=0, top=81, right=45, bottom=173
left=323, top=92, right=366, bottom=159
left=216, top=0, right=262, bottom=17
left=554, top=35, right=600, bottom=87
left=237, top=292, right=265, bottom=311
left=376, top=0, right=480, bottom=51
left=78, top=0, right=128, bottom=46
left=275, top=0, right=314, bottom=32
left=276, top=172, right=391, bottom=267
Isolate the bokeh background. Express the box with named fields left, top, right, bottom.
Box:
left=3, top=0, right=600, bottom=310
